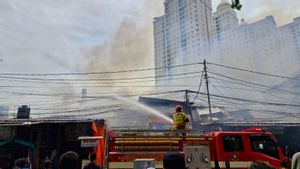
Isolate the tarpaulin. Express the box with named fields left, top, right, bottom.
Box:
left=92, top=120, right=106, bottom=168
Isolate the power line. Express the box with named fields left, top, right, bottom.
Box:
left=0, top=62, right=202, bottom=76
left=31, top=104, right=127, bottom=116
left=208, top=67, right=246, bottom=105
left=210, top=97, right=300, bottom=119
left=0, top=84, right=196, bottom=89
left=211, top=83, right=300, bottom=105
left=0, top=88, right=182, bottom=99
left=192, top=71, right=204, bottom=103
left=27, top=98, right=103, bottom=110
left=0, top=74, right=201, bottom=85
left=207, top=62, right=298, bottom=80
left=208, top=71, right=300, bottom=95
left=208, top=97, right=250, bottom=111
left=210, top=81, right=242, bottom=108
left=208, top=66, right=300, bottom=105
left=184, top=90, right=300, bottom=108
left=0, top=71, right=203, bottom=82
left=210, top=76, right=296, bottom=98
left=0, top=90, right=187, bottom=108
left=208, top=80, right=264, bottom=112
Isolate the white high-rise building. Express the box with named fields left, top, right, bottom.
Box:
left=211, top=0, right=239, bottom=65
left=154, top=0, right=213, bottom=85
left=277, top=17, right=300, bottom=75
left=211, top=1, right=300, bottom=77
left=211, top=1, right=281, bottom=75
left=230, top=16, right=280, bottom=75
left=241, top=16, right=280, bottom=73
left=213, top=0, right=238, bottom=43
left=154, top=0, right=300, bottom=87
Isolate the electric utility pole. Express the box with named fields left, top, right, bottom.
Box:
left=185, top=89, right=196, bottom=127
left=203, top=60, right=212, bottom=121
left=184, top=90, right=189, bottom=106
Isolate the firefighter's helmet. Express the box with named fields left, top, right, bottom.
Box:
left=175, top=105, right=183, bottom=112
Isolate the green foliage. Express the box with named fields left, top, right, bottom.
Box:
left=231, top=0, right=242, bottom=10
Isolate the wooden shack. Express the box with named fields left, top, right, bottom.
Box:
left=0, top=119, right=105, bottom=169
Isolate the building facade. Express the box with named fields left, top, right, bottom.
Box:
left=277, top=17, right=300, bottom=75
left=154, top=0, right=300, bottom=86
left=211, top=0, right=240, bottom=69
left=212, top=13, right=300, bottom=79
left=154, top=0, right=213, bottom=85
left=214, top=16, right=280, bottom=74
left=212, top=0, right=238, bottom=43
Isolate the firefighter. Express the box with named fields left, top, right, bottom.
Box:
left=170, top=105, right=190, bottom=130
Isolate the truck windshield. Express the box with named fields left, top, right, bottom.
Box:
left=249, top=135, right=279, bottom=159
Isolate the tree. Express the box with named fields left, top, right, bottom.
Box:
left=231, top=0, right=242, bottom=10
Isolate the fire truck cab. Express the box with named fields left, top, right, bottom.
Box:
left=210, top=128, right=285, bottom=169
left=105, top=128, right=285, bottom=169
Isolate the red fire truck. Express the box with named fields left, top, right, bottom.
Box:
left=104, top=128, right=286, bottom=169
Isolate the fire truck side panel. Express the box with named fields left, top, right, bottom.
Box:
left=183, top=145, right=211, bottom=169
left=106, top=129, right=285, bottom=169
left=108, top=152, right=165, bottom=169
left=107, top=130, right=212, bottom=169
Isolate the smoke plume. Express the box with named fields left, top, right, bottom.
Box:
left=244, top=0, right=300, bottom=26
left=84, top=0, right=163, bottom=93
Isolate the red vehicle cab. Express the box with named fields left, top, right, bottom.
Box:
left=210, top=128, right=286, bottom=169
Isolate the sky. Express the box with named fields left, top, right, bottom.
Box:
left=0, top=0, right=300, bottom=74
left=0, top=0, right=145, bottom=73
left=0, top=0, right=299, bottom=118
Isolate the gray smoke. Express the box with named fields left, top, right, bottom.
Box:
left=84, top=0, right=163, bottom=93
left=84, top=0, right=300, bottom=91
left=38, top=53, right=78, bottom=113
left=43, top=53, right=75, bottom=71
left=239, top=0, right=300, bottom=26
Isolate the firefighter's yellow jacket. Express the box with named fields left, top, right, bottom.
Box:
left=170, top=111, right=189, bottom=130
